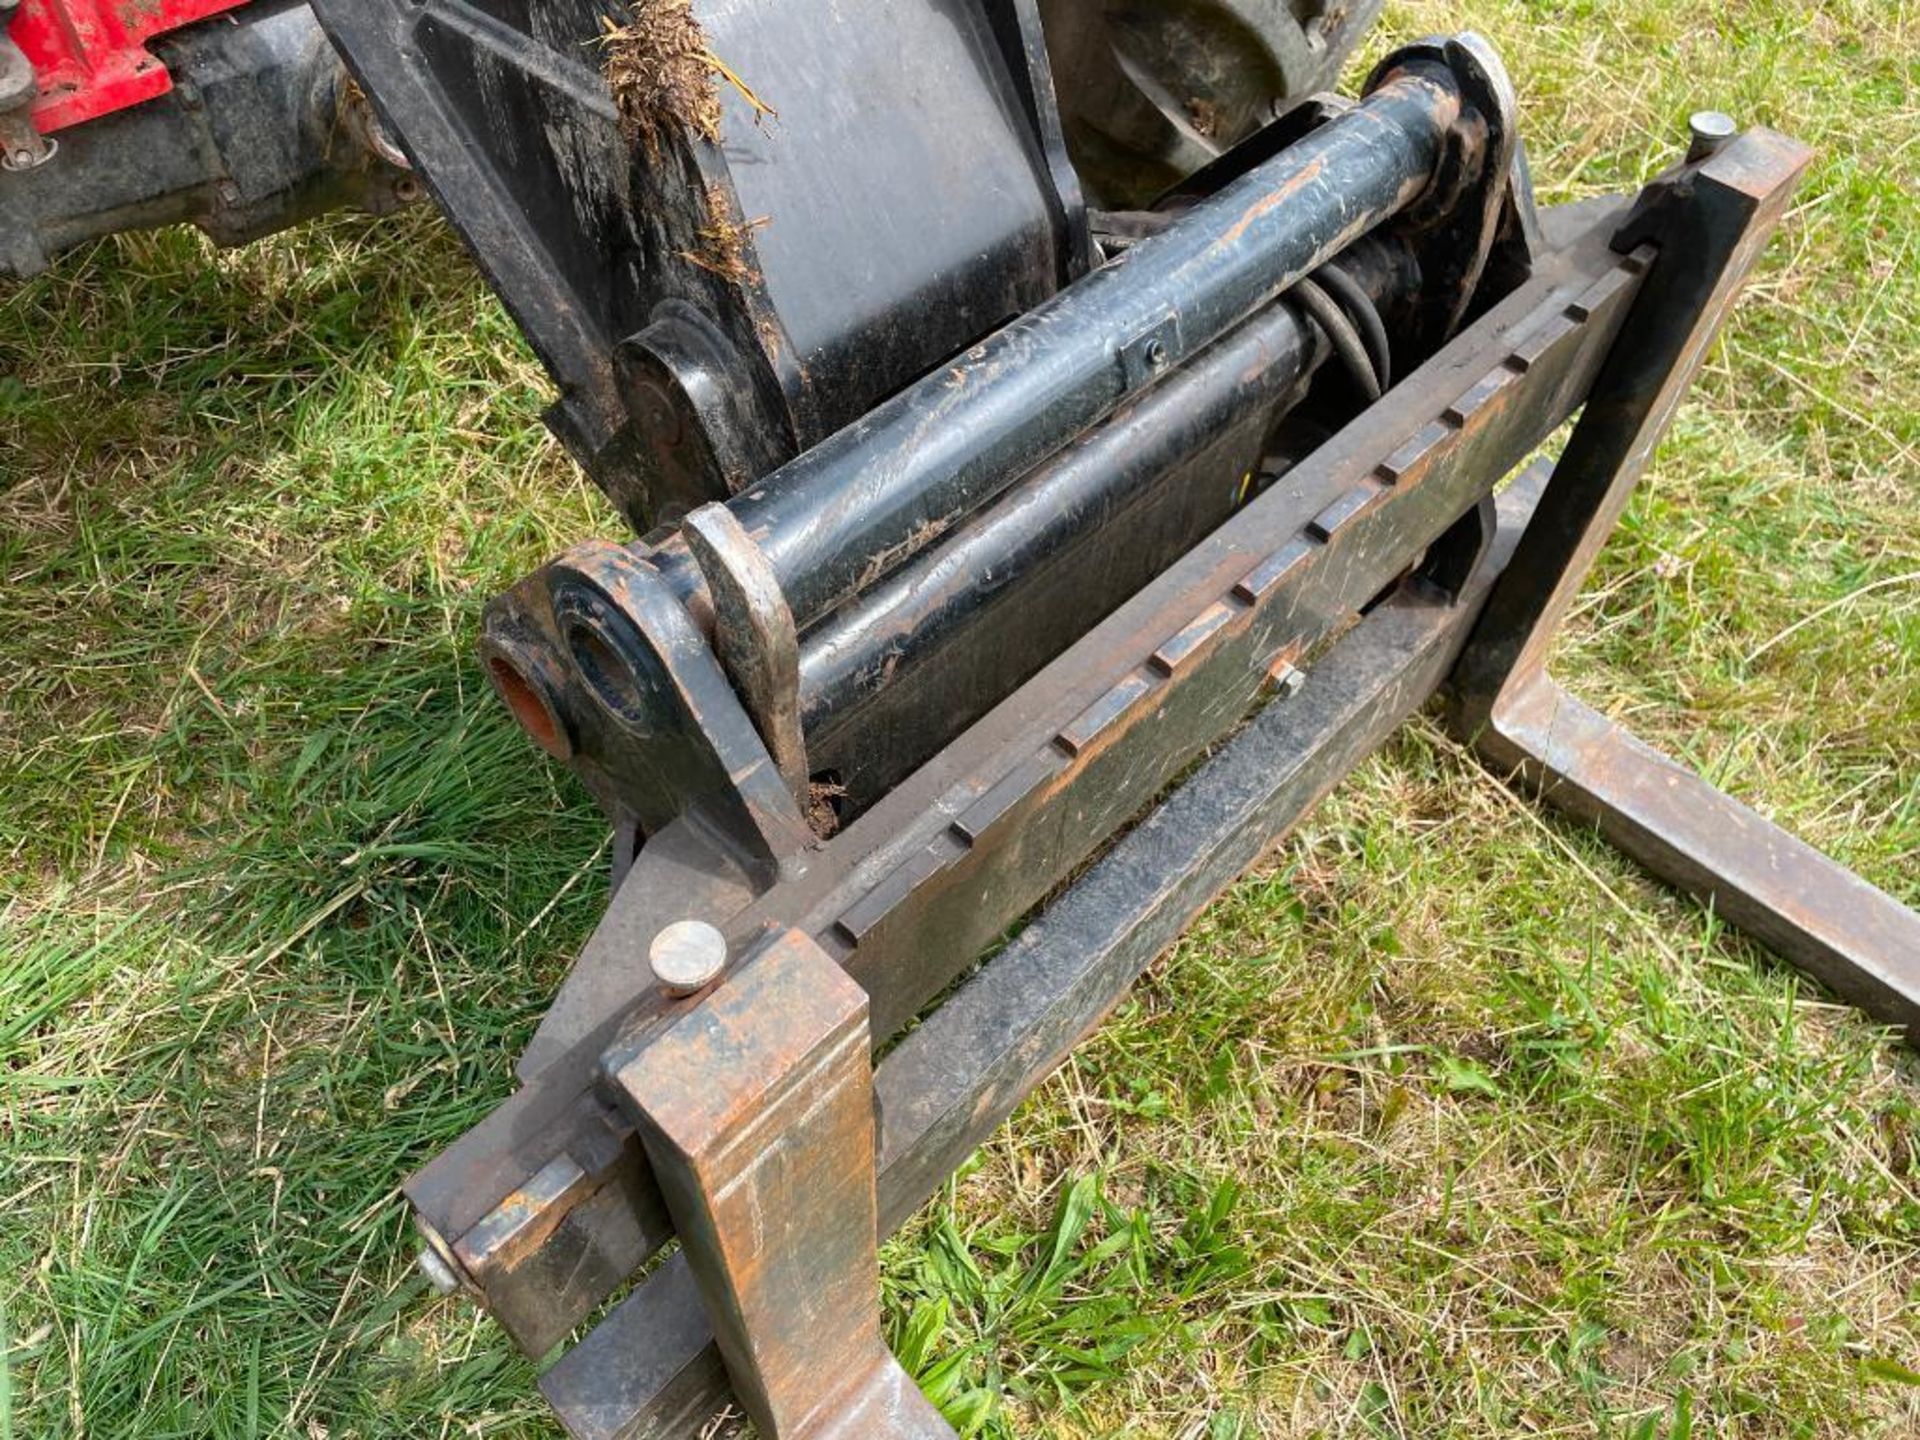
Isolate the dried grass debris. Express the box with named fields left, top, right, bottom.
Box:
left=601, top=0, right=723, bottom=158
left=600, top=0, right=776, bottom=159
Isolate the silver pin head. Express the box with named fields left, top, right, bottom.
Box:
left=417, top=1245, right=462, bottom=1296
left=1687, top=111, right=1738, bottom=162
left=650, top=920, right=729, bottom=997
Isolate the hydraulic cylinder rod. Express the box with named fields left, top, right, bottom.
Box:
left=799, top=298, right=1315, bottom=708
left=715, top=62, right=1466, bottom=627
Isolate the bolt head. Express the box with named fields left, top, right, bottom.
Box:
left=1265, top=660, right=1307, bottom=700
left=0, top=131, right=53, bottom=172
left=1687, top=111, right=1738, bottom=162
left=650, top=920, right=728, bottom=997
left=417, top=1246, right=461, bottom=1296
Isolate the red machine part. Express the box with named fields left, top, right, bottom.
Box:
left=9, top=0, right=250, bottom=133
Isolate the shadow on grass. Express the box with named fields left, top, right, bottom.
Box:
left=3, top=214, right=609, bottom=1435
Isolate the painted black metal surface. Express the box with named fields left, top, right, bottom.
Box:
left=310, top=0, right=1083, bottom=526
left=1034, top=0, right=1387, bottom=208
left=474, top=44, right=1523, bottom=854
left=798, top=240, right=1417, bottom=811
left=717, top=63, right=1468, bottom=631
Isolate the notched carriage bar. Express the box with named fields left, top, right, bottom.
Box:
left=313, top=6, right=1920, bottom=1434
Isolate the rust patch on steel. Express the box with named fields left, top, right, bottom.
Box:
left=453, top=1152, right=594, bottom=1276
left=1219, top=155, right=1327, bottom=249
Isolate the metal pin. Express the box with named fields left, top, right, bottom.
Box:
left=1265, top=659, right=1307, bottom=700
left=417, top=1245, right=462, bottom=1296
left=650, top=920, right=729, bottom=997
left=1686, top=111, right=1738, bottom=163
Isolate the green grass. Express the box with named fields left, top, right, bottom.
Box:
left=2, top=1, right=1916, bottom=1435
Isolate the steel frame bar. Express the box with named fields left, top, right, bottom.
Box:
left=405, top=204, right=1651, bottom=1362
left=1450, top=128, right=1920, bottom=1040
left=1475, top=672, right=1920, bottom=1040
left=538, top=465, right=1555, bottom=1440
left=612, top=929, right=955, bottom=1439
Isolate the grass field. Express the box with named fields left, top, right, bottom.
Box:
left=2, top=0, right=1917, bottom=1435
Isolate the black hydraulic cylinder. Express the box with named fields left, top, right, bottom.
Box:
left=795, top=242, right=1414, bottom=799
left=802, top=302, right=1306, bottom=728
left=720, top=66, right=1463, bottom=628
left=796, top=295, right=1316, bottom=797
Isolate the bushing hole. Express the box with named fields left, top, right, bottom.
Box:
left=568, top=620, right=648, bottom=725
left=487, top=655, right=568, bottom=759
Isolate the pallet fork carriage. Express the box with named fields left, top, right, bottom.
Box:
left=278, top=8, right=1920, bottom=1435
